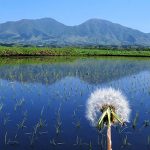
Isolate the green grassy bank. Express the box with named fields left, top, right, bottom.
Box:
left=0, top=46, right=150, bottom=57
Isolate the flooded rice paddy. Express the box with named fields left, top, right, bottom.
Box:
left=0, top=56, right=150, bottom=150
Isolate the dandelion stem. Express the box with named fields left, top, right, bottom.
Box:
left=107, top=126, right=112, bottom=150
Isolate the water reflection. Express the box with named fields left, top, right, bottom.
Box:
left=0, top=56, right=150, bottom=150
left=0, top=57, right=150, bottom=85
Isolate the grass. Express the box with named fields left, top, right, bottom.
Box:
left=0, top=46, right=150, bottom=57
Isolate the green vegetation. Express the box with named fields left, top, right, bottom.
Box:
left=0, top=46, right=150, bottom=57
left=1, top=18, right=150, bottom=46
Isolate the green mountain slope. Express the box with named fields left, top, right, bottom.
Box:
left=0, top=18, right=150, bottom=46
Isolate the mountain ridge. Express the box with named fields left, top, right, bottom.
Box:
left=0, top=18, right=150, bottom=46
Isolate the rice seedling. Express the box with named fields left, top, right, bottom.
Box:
left=50, top=138, right=64, bottom=146
left=144, top=120, right=149, bottom=126
left=14, top=98, right=25, bottom=111
left=23, top=110, right=28, bottom=117
left=73, top=136, right=82, bottom=147
left=29, top=124, right=40, bottom=146
left=55, top=106, right=62, bottom=136
left=0, top=102, right=3, bottom=112
left=5, top=132, right=8, bottom=145
left=89, top=141, right=92, bottom=150
left=72, top=109, right=76, bottom=118
left=132, top=112, right=139, bottom=129
left=30, top=132, right=35, bottom=146
left=37, top=118, right=47, bottom=128
left=99, top=134, right=106, bottom=149
left=3, top=113, right=11, bottom=126
left=7, top=140, right=19, bottom=146
left=39, top=131, right=48, bottom=135
left=40, top=106, right=45, bottom=117
left=121, top=135, right=131, bottom=148
left=118, top=126, right=130, bottom=134
left=17, top=117, right=27, bottom=129
left=75, top=120, right=81, bottom=129
left=50, top=138, right=57, bottom=146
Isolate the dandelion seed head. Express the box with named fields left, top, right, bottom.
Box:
left=86, top=87, right=131, bottom=126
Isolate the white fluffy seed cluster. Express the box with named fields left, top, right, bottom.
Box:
left=86, top=87, right=131, bottom=126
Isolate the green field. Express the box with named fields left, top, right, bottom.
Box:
left=0, top=46, right=150, bottom=57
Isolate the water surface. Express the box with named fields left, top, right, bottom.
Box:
left=0, top=56, right=150, bottom=150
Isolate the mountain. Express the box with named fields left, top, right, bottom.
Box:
left=0, top=18, right=150, bottom=46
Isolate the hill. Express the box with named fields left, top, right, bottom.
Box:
left=0, top=18, right=150, bottom=46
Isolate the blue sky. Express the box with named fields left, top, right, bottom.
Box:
left=0, top=0, right=149, bottom=33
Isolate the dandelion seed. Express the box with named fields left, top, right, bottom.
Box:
left=86, top=87, right=131, bottom=126
left=86, top=87, right=131, bottom=150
